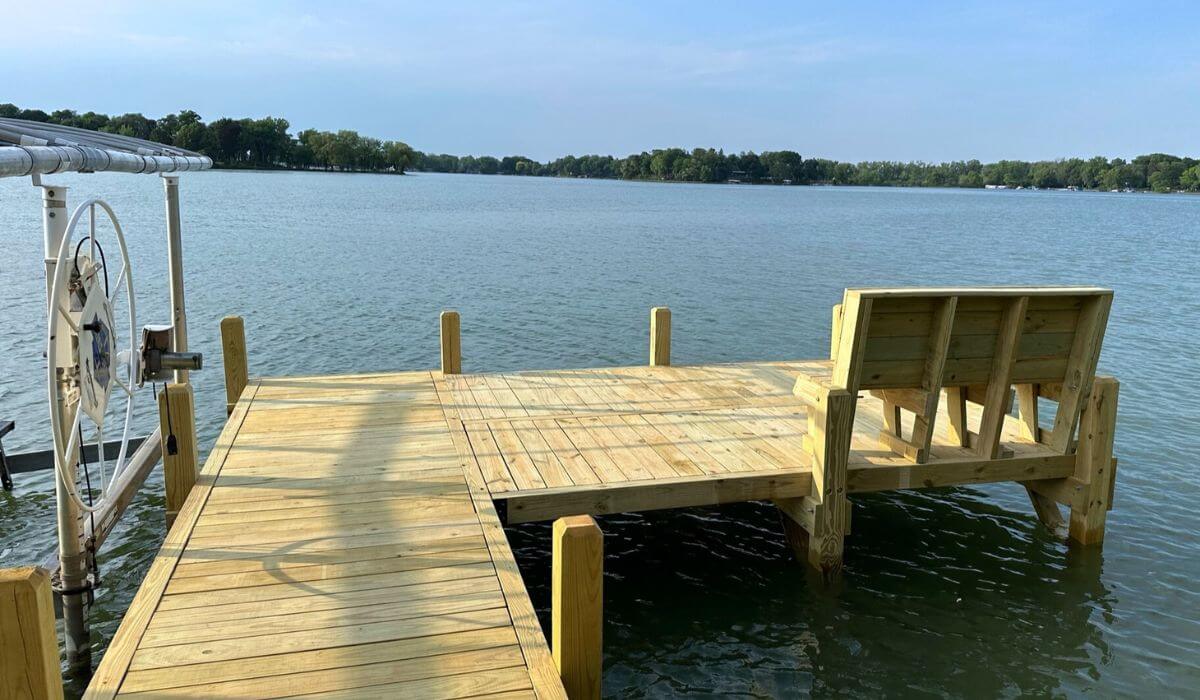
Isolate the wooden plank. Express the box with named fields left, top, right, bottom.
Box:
left=140, top=588, right=508, bottom=648
left=975, top=296, right=1028, bottom=458
left=508, top=419, right=575, bottom=488
left=490, top=422, right=549, bottom=490
left=531, top=418, right=602, bottom=485
left=85, top=382, right=261, bottom=700
left=119, top=627, right=518, bottom=695
left=273, top=665, right=534, bottom=700
left=847, top=453, right=1076, bottom=492
left=502, top=469, right=814, bottom=524
left=551, top=417, right=636, bottom=485
left=124, top=645, right=525, bottom=699
left=552, top=516, right=603, bottom=700
left=862, top=331, right=1074, bottom=362
left=163, top=549, right=492, bottom=598
left=1049, top=294, right=1113, bottom=453
left=465, top=422, right=521, bottom=492
left=0, top=567, right=63, bottom=700
left=908, top=296, right=956, bottom=462
left=155, top=571, right=500, bottom=630
left=172, top=531, right=486, bottom=581
left=129, top=607, right=516, bottom=671
left=1015, top=384, right=1040, bottom=441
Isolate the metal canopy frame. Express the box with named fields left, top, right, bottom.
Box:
left=0, top=117, right=212, bottom=178
left=1, top=117, right=208, bottom=675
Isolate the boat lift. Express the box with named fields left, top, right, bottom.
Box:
left=0, top=118, right=211, bottom=675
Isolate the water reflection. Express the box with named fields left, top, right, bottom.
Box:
left=510, top=490, right=1114, bottom=697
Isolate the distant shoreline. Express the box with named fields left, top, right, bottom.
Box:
left=208, top=164, right=1192, bottom=194
left=7, top=104, right=1199, bottom=194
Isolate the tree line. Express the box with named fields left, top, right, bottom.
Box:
left=5, top=104, right=1198, bottom=192
left=414, top=149, right=1200, bottom=193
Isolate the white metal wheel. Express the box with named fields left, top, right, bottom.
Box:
left=46, top=198, right=138, bottom=514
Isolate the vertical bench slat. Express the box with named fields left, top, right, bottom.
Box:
left=908, top=296, right=957, bottom=461
left=975, top=296, right=1028, bottom=458
left=1048, top=294, right=1112, bottom=453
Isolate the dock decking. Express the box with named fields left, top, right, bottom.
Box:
left=87, top=371, right=564, bottom=699
left=88, top=358, right=1093, bottom=698
left=440, top=361, right=1075, bottom=524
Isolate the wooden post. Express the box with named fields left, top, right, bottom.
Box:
left=220, top=315, right=248, bottom=416
left=159, top=383, right=198, bottom=529
left=1068, top=376, right=1119, bottom=546
left=0, top=567, right=64, bottom=700
left=552, top=515, right=603, bottom=700
left=440, top=310, right=461, bottom=375
left=649, top=307, right=670, bottom=367
left=777, top=387, right=854, bottom=581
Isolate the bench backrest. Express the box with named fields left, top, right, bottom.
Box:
left=831, top=287, right=1112, bottom=455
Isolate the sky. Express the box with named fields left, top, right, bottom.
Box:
left=3, top=1, right=1198, bottom=162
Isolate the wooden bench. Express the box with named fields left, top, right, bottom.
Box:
left=786, top=287, right=1117, bottom=578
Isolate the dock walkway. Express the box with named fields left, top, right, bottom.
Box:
left=88, top=360, right=1086, bottom=698
left=87, top=371, right=564, bottom=699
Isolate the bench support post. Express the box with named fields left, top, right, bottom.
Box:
left=552, top=515, right=603, bottom=700
left=220, top=315, right=248, bottom=416
left=778, top=387, right=854, bottom=581
left=0, top=567, right=64, bottom=700
left=1068, top=377, right=1118, bottom=545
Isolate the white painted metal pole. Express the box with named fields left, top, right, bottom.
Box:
left=162, top=175, right=189, bottom=383
left=41, top=183, right=90, bottom=672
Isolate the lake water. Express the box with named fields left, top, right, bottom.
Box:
left=1, top=171, right=1198, bottom=697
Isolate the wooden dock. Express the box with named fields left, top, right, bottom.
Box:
left=82, top=287, right=1119, bottom=699
left=87, top=371, right=566, bottom=699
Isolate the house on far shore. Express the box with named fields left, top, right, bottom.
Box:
left=728, top=170, right=748, bottom=183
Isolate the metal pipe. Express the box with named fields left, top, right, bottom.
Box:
left=6, top=436, right=148, bottom=475
left=86, top=430, right=162, bottom=551
left=162, top=176, right=188, bottom=382
left=0, top=145, right=211, bottom=179
left=41, top=183, right=91, bottom=673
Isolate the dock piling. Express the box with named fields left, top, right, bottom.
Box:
left=158, top=382, right=198, bottom=528
left=441, top=310, right=462, bottom=374
left=650, top=307, right=670, bottom=367
left=0, top=567, right=64, bottom=700
left=220, top=315, right=248, bottom=416
left=552, top=515, right=603, bottom=700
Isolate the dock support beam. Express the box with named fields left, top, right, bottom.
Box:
left=440, top=310, right=461, bottom=375
left=776, top=387, right=854, bottom=581
left=221, top=316, right=249, bottom=416
left=159, top=383, right=198, bottom=529
left=1068, top=377, right=1119, bottom=545
left=0, top=567, right=64, bottom=700
left=553, top=515, right=603, bottom=700
left=650, top=307, right=670, bottom=367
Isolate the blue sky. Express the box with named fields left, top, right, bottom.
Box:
left=4, top=1, right=1197, bottom=161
